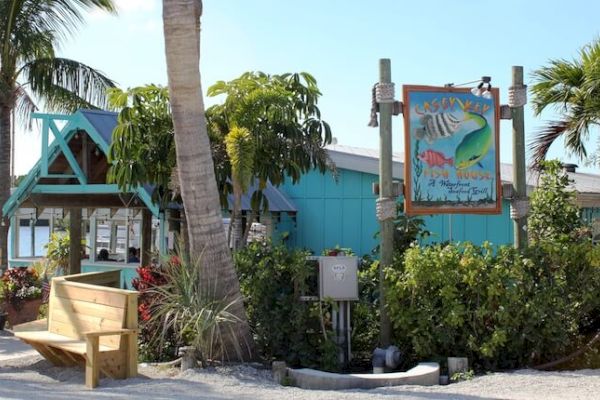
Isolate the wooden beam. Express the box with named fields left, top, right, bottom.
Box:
left=49, top=120, right=87, bottom=184
left=141, top=209, right=152, bottom=267
left=68, top=208, right=82, bottom=275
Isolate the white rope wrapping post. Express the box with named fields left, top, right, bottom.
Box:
left=508, top=85, right=527, bottom=108
left=376, top=197, right=396, bottom=221
left=510, top=199, right=529, bottom=220
left=376, top=82, right=395, bottom=103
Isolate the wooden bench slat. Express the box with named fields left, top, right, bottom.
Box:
left=49, top=320, right=122, bottom=348
left=53, top=283, right=128, bottom=308
left=51, top=297, right=127, bottom=322
left=51, top=308, right=124, bottom=331
left=15, top=331, right=116, bottom=354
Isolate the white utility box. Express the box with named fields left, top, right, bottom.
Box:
left=319, top=256, right=359, bottom=300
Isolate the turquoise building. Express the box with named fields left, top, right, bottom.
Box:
left=278, top=145, right=600, bottom=256
left=5, top=109, right=600, bottom=285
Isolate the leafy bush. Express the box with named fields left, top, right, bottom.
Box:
left=351, top=255, right=380, bottom=358
left=131, top=261, right=174, bottom=362
left=1, top=267, right=42, bottom=309
left=386, top=241, right=600, bottom=370
left=529, top=160, right=587, bottom=243
left=234, top=240, right=338, bottom=369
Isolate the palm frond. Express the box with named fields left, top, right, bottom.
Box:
left=529, top=121, right=568, bottom=169
left=22, top=57, right=115, bottom=111
left=14, top=84, right=38, bottom=129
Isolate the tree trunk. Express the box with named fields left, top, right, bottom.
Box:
left=0, top=104, right=12, bottom=272
left=230, top=184, right=243, bottom=250
left=162, top=0, right=253, bottom=360
left=68, top=208, right=82, bottom=274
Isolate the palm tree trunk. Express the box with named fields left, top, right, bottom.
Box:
left=162, top=0, right=253, bottom=360
left=0, top=103, right=11, bottom=271
left=230, top=185, right=243, bottom=250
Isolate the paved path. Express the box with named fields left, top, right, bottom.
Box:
left=0, top=330, right=38, bottom=362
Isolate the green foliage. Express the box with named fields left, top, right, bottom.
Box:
left=451, top=369, right=475, bottom=382
left=107, top=85, right=175, bottom=207
left=207, top=71, right=335, bottom=212
left=44, top=232, right=70, bottom=274
left=225, top=126, right=256, bottom=194
left=528, top=160, right=586, bottom=243
left=530, top=38, right=600, bottom=166
left=386, top=241, right=600, bottom=370
left=146, top=254, right=249, bottom=365
left=351, top=256, right=381, bottom=356
left=234, top=240, right=338, bottom=369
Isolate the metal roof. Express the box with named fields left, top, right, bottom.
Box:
left=226, top=181, right=296, bottom=213
left=79, top=109, right=118, bottom=145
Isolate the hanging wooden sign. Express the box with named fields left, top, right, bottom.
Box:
left=403, top=85, right=501, bottom=215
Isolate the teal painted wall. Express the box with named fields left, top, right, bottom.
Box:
left=280, top=168, right=515, bottom=256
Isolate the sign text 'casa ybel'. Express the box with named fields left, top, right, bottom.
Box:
left=402, top=85, right=501, bottom=215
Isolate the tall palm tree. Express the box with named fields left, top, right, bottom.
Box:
left=162, top=0, right=253, bottom=360
left=0, top=0, right=116, bottom=269
left=530, top=39, right=600, bottom=168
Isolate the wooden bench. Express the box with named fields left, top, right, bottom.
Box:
left=13, top=270, right=139, bottom=388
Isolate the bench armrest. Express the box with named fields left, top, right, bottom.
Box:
left=84, top=328, right=138, bottom=338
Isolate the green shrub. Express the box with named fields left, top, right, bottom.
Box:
left=528, top=160, right=586, bottom=243
left=146, top=254, right=249, bottom=366
left=234, top=240, right=338, bottom=369
left=387, top=241, right=600, bottom=370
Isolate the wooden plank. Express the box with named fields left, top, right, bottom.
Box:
left=16, top=331, right=114, bottom=354
left=49, top=320, right=121, bottom=348
left=86, top=336, right=100, bottom=388
left=125, top=293, right=138, bottom=377
left=26, top=341, right=70, bottom=366
left=13, top=318, right=48, bottom=332
left=100, top=350, right=126, bottom=379
left=51, top=308, right=123, bottom=331
left=62, top=271, right=121, bottom=288
left=51, top=298, right=125, bottom=322
left=53, top=283, right=128, bottom=308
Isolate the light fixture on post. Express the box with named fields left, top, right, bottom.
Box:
left=471, top=76, right=492, bottom=99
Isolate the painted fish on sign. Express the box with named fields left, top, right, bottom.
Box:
left=403, top=85, right=501, bottom=215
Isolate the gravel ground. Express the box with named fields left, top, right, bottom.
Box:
left=1, top=353, right=600, bottom=400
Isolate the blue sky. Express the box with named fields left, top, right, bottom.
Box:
left=14, top=0, right=600, bottom=175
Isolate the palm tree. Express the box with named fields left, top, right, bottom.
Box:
left=162, top=0, right=253, bottom=360
left=530, top=39, right=600, bottom=168
left=224, top=126, right=255, bottom=250
left=0, top=0, right=116, bottom=269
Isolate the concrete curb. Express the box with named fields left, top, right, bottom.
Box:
left=287, top=362, right=440, bottom=390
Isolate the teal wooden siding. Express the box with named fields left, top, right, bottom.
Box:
left=281, top=169, right=379, bottom=256
left=280, top=168, right=516, bottom=256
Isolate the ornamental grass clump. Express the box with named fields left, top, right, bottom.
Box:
left=1, top=267, right=42, bottom=310
left=146, top=254, right=249, bottom=366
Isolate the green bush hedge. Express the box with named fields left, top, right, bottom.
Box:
left=234, top=240, right=339, bottom=369
left=386, top=240, right=600, bottom=370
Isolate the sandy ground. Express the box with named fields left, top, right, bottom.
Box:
left=2, top=332, right=600, bottom=400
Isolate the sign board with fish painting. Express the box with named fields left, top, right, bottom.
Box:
left=403, top=85, right=501, bottom=215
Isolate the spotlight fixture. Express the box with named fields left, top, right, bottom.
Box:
left=472, top=76, right=492, bottom=99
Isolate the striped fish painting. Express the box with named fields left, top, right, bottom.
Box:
left=414, top=112, right=461, bottom=144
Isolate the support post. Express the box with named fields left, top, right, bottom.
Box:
left=141, top=209, right=152, bottom=267
left=511, top=66, right=528, bottom=249
left=378, top=59, right=394, bottom=346
left=68, top=208, right=82, bottom=274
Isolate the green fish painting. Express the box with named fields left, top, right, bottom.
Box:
left=454, top=112, right=492, bottom=170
